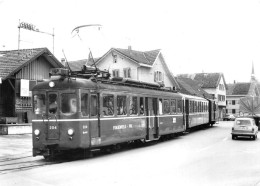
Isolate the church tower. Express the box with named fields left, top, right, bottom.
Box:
left=251, top=61, right=256, bottom=82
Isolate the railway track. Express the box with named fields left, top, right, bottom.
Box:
left=0, top=153, right=62, bottom=175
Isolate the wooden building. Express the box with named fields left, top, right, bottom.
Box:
left=0, top=48, right=63, bottom=123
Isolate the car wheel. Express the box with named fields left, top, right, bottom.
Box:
left=232, top=135, right=236, bottom=140
left=252, top=135, right=256, bottom=140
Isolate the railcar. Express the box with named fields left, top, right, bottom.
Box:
left=32, top=67, right=216, bottom=159
left=182, top=94, right=217, bottom=129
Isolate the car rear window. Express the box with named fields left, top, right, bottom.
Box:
left=236, top=120, right=251, bottom=126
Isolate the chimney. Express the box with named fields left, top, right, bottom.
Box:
left=234, top=80, right=236, bottom=84
left=128, top=46, right=132, bottom=51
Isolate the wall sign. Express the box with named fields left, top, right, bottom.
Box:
left=20, top=79, right=30, bottom=97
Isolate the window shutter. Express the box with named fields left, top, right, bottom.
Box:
left=123, top=69, right=126, bottom=78
left=128, top=68, right=131, bottom=78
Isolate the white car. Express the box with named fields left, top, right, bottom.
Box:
left=231, top=117, right=258, bottom=140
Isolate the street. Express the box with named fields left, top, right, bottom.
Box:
left=1, top=121, right=260, bottom=186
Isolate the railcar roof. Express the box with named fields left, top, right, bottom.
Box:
left=178, top=93, right=208, bottom=101
left=32, top=77, right=182, bottom=98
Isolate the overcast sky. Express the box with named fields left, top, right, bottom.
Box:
left=1, top=0, right=260, bottom=84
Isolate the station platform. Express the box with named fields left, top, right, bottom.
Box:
left=0, top=123, right=32, bottom=135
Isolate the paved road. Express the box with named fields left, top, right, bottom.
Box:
left=1, top=122, right=260, bottom=186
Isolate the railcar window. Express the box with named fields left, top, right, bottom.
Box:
left=140, top=97, right=144, bottom=115
left=194, top=101, right=197, bottom=112
left=189, top=101, right=193, bottom=113
left=130, top=96, right=138, bottom=115
left=117, top=96, right=127, bottom=115
left=170, top=99, right=176, bottom=113
left=91, top=95, right=98, bottom=116
left=177, top=100, right=182, bottom=113
left=163, top=99, right=170, bottom=114
left=48, top=93, right=58, bottom=114
left=103, top=95, right=114, bottom=116
left=61, top=93, right=77, bottom=114
left=81, top=93, right=88, bottom=116
left=34, top=94, right=46, bottom=114
left=159, top=99, right=163, bottom=115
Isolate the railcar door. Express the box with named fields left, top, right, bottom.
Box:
left=145, top=97, right=159, bottom=140
left=185, top=99, right=189, bottom=130
left=46, top=92, right=60, bottom=140
left=89, top=93, right=100, bottom=147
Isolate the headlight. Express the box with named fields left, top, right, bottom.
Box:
left=68, top=128, right=74, bottom=136
left=34, top=129, right=40, bottom=136
left=49, top=81, right=55, bottom=87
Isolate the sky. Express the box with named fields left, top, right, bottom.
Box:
left=0, top=0, right=260, bottom=84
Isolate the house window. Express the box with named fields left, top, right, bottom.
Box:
left=219, top=84, right=225, bottom=90
left=232, top=109, right=236, bottom=114
left=232, top=100, right=236, bottom=105
left=112, top=70, right=119, bottom=77
left=113, top=55, right=117, bottom=63
left=123, top=68, right=131, bottom=78
left=154, top=71, right=164, bottom=82
left=218, top=95, right=225, bottom=102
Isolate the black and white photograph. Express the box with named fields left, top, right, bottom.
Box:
left=1, top=0, right=260, bottom=185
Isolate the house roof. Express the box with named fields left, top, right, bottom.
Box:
left=68, top=59, right=88, bottom=71
left=178, top=72, right=227, bottom=89
left=193, top=73, right=226, bottom=89
left=114, top=48, right=160, bottom=66
left=0, top=47, right=62, bottom=80
left=227, top=83, right=251, bottom=95
left=96, top=48, right=160, bottom=67
left=226, top=84, right=236, bottom=95
left=176, top=76, right=213, bottom=99
left=68, top=57, right=100, bottom=71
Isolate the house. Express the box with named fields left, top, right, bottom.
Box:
left=226, top=64, right=260, bottom=116
left=0, top=48, right=63, bottom=123
left=69, top=47, right=180, bottom=90
left=177, top=72, right=227, bottom=119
